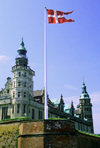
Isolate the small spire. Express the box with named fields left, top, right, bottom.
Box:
left=71, top=100, right=74, bottom=109
left=60, top=94, right=64, bottom=104
left=20, top=37, right=24, bottom=47
left=82, top=82, right=87, bottom=93
left=61, top=94, right=63, bottom=99
left=71, top=100, right=73, bottom=107
left=70, top=100, right=74, bottom=116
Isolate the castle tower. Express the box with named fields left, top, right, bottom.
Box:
left=77, top=82, right=94, bottom=133
left=11, top=39, right=35, bottom=118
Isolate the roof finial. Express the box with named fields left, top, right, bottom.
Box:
left=20, top=37, right=24, bottom=47
left=83, top=76, right=85, bottom=84
left=22, top=37, right=23, bottom=42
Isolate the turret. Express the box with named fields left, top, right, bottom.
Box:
left=77, top=81, right=94, bottom=133
left=11, top=39, right=35, bottom=118
left=58, top=94, right=64, bottom=112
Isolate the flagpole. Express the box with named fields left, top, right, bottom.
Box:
left=44, top=6, right=48, bottom=120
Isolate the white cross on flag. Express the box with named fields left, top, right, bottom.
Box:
left=47, top=9, right=75, bottom=24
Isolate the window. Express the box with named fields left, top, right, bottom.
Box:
left=24, top=82, right=26, bottom=87
left=17, top=104, right=20, bottom=113
left=18, top=82, right=21, bottom=87
left=39, top=110, right=42, bottom=119
left=13, top=91, right=15, bottom=98
left=7, top=89, right=9, bottom=93
left=24, top=92, right=26, bottom=98
left=32, top=109, right=35, bottom=119
left=18, top=92, right=20, bottom=97
left=2, top=107, right=8, bottom=120
left=18, top=72, right=21, bottom=77
left=23, top=104, right=26, bottom=114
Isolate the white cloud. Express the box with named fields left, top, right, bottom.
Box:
left=64, top=84, right=77, bottom=90
left=0, top=55, right=10, bottom=61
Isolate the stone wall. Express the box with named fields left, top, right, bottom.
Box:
left=0, top=121, right=20, bottom=147
left=0, top=120, right=100, bottom=148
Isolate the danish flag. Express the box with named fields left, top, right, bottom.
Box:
left=47, top=9, right=75, bottom=24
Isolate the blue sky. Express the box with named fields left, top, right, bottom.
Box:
left=0, top=0, right=100, bottom=133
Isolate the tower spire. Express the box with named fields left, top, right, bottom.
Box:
left=16, top=39, right=28, bottom=66
left=80, top=81, right=89, bottom=99
left=19, top=38, right=26, bottom=51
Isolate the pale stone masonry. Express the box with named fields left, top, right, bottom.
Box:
left=0, top=40, right=94, bottom=133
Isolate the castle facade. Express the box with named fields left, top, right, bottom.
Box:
left=0, top=40, right=94, bottom=133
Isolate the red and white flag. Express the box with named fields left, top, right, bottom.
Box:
left=47, top=9, right=75, bottom=24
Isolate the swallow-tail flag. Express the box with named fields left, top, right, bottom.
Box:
left=47, top=9, right=75, bottom=24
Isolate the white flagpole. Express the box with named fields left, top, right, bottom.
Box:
left=44, top=6, right=48, bottom=119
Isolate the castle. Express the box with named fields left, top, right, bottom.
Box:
left=0, top=40, right=94, bottom=133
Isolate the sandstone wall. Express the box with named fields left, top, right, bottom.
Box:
left=0, top=120, right=100, bottom=148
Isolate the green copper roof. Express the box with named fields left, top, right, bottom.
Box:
left=18, top=38, right=26, bottom=51
left=80, top=82, right=90, bottom=99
